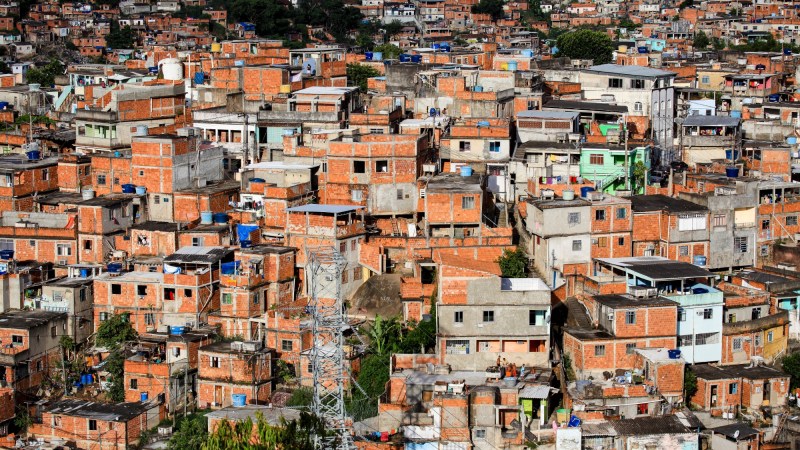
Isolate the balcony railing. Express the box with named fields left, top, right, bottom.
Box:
left=734, top=222, right=755, bottom=229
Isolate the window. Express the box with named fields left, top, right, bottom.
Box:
left=701, top=76, right=710, bottom=84
left=729, top=383, right=738, bottom=394
left=625, top=311, right=636, bottom=325
left=617, top=207, right=627, bottom=219
left=99, top=312, right=109, bottom=322
left=459, top=141, right=471, bottom=152
left=53, top=416, right=61, bottom=427
left=41, top=168, right=49, bottom=181
left=695, top=332, right=719, bottom=345
left=475, top=429, right=486, bottom=439
left=679, top=245, right=689, bottom=256
left=130, top=379, right=138, bottom=389
left=768, top=331, right=774, bottom=342
left=84, top=240, right=92, bottom=251
left=253, top=292, right=260, bottom=304
left=752, top=307, right=761, bottom=320
left=111, top=284, right=121, bottom=295
left=678, top=213, right=706, bottom=231
left=596, top=209, right=606, bottom=221
left=376, top=160, right=388, bottom=172
left=788, top=216, right=798, bottom=226
left=703, top=308, right=713, bottom=319
left=281, top=340, right=293, bottom=351
left=56, top=244, right=71, bottom=256
left=454, top=311, right=463, bottom=323
left=589, top=154, right=604, bottom=165
left=594, top=345, right=606, bottom=356
left=210, top=357, right=219, bottom=368
left=678, top=334, right=693, bottom=346
left=11, top=335, right=22, bottom=345
left=713, top=214, right=727, bottom=227
left=728, top=313, right=737, bottom=323
left=489, top=141, right=500, bottom=152
left=353, top=161, right=366, bottom=173
left=321, top=162, right=327, bottom=173
left=97, top=174, right=106, bottom=185
left=733, top=338, right=742, bottom=351
left=597, top=237, right=607, bottom=247
left=445, top=340, right=469, bottom=354
left=762, top=219, right=770, bottom=230
left=462, top=196, right=475, bottom=209
left=755, top=334, right=762, bottom=346
left=568, top=212, right=580, bottom=224
left=89, top=420, right=97, bottom=431
left=482, top=310, right=494, bottom=322
left=631, top=79, right=645, bottom=89
left=144, top=313, right=154, bottom=325
left=351, top=189, right=363, bottom=202
left=222, top=293, right=232, bottom=305
left=184, top=289, right=192, bottom=298
left=618, top=237, right=625, bottom=246
left=529, top=310, right=546, bottom=326
left=137, top=285, right=147, bottom=296
left=634, top=101, right=643, bottom=112
left=192, top=237, right=204, bottom=247
left=626, top=343, right=637, bottom=354
left=608, top=78, right=623, bottom=88
left=734, top=236, right=748, bottom=253
left=396, top=189, right=404, bottom=200
left=572, top=240, right=582, bottom=251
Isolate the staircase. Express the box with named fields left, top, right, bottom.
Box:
left=593, top=168, right=627, bottom=192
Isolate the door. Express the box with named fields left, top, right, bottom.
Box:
left=215, top=385, right=222, bottom=406
left=710, top=385, right=718, bottom=407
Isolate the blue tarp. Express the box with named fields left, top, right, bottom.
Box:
left=221, top=261, right=241, bottom=275
left=237, top=224, right=260, bottom=242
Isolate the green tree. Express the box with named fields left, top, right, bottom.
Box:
left=632, top=161, right=648, bottom=193
left=96, top=313, right=137, bottom=348
left=106, top=21, right=136, bottom=49
left=346, top=63, right=381, bottom=91
left=286, top=387, right=314, bottom=407
left=399, top=302, right=436, bottom=354
left=712, top=37, right=726, bottom=50
left=782, top=352, right=800, bottom=390
left=25, top=59, right=64, bottom=88
left=229, top=0, right=292, bottom=38
left=694, top=30, right=710, bottom=50
left=168, top=413, right=208, bottom=450
left=684, top=366, right=698, bottom=401
left=497, top=247, right=527, bottom=278
left=382, top=20, right=405, bottom=40
left=202, top=411, right=324, bottom=450
left=471, top=0, right=505, bottom=21
left=373, top=43, right=402, bottom=59
left=555, top=29, right=613, bottom=64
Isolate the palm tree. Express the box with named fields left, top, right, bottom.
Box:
left=368, top=315, right=400, bottom=356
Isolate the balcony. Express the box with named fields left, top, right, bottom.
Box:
left=76, top=136, right=125, bottom=149
left=76, top=109, right=118, bottom=122
left=734, top=222, right=755, bottom=229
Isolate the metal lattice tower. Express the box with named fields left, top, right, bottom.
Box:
left=307, top=246, right=354, bottom=450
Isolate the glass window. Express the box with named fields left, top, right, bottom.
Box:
left=626, top=343, right=637, bottom=354
left=617, top=207, right=627, bottom=219
left=594, top=345, right=606, bottom=356
left=454, top=311, right=463, bottom=323
left=596, top=210, right=606, bottom=221
left=572, top=240, right=582, bottom=251
left=625, top=311, right=636, bottom=325
left=482, top=310, right=494, bottom=322
left=590, top=154, right=604, bottom=165
left=529, top=310, right=546, bottom=326
left=462, top=197, right=475, bottom=209
left=704, top=308, right=713, bottom=319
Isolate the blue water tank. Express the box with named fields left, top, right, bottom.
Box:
left=26, top=150, right=40, bottom=161
left=789, top=137, right=798, bottom=145
left=80, top=268, right=89, bottom=278
left=121, top=184, right=136, bottom=194
left=668, top=349, right=681, bottom=359
left=0, top=250, right=13, bottom=260
left=372, top=52, right=383, bottom=61
left=234, top=60, right=245, bottom=67
left=725, top=167, right=739, bottom=178
left=135, top=186, right=147, bottom=195
left=460, top=166, right=473, bottom=177
left=194, top=72, right=205, bottom=85
left=473, top=85, right=484, bottom=92
left=638, top=46, right=649, bottom=53
left=240, top=239, right=252, bottom=248
left=769, top=94, right=781, bottom=102
left=232, top=394, right=247, bottom=407
left=213, top=212, right=228, bottom=224
left=200, top=211, right=213, bottom=225
left=140, top=392, right=149, bottom=402
left=106, top=263, right=122, bottom=273
left=250, top=178, right=265, bottom=183
left=364, top=52, right=373, bottom=61
left=730, top=110, right=742, bottom=118
left=429, top=107, right=437, bottom=117
left=580, top=187, right=595, bottom=198
left=0, top=102, right=9, bottom=109
left=521, top=49, right=533, bottom=57
left=693, top=255, right=707, bottom=266
left=441, top=44, right=452, bottom=52
left=507, top=61, right=518, bottom=71
left=477, top=120, right=490, bottom=127
left=170, top=326, right=185, bottom=335
left=399, top=54, right=410, bottom=62
left=410, top=54, right=422, bottom=63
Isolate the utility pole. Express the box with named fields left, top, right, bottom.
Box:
left=623, top=114, right=629, bottom=190
left=242, top=113, right=249, bottom=168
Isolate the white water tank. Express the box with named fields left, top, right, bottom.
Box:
left=159, top=58, right=184, bottom=81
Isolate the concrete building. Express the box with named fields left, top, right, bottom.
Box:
left=437, top=277, right=551, bottom=371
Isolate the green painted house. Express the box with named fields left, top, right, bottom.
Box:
left=579, top=145, right=651, bottom=194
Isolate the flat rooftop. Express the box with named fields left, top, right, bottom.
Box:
left=628, top=194, right=708, bottom=213
left=0, top=310, right=66, bottom=329
left=42, top=399, right=154, bottom=422
left=595, top=256, right=714, bottom=281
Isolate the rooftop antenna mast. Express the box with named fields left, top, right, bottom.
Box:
left=307, top=246, right=354, bottom=450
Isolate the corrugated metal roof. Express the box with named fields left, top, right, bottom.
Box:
left=286, top=204, right=362, bottom=214
left=518, top=110, right=579, bottom=120
left=518, top=384, right=555, bottom=399
left=682, top=115, right=741, bottom=127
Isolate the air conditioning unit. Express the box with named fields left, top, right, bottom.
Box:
left=607, top=313, right=614, bottom=320
left=419, top=188, right=426, bottom=198
left=58, top=259, right=67, bottom=266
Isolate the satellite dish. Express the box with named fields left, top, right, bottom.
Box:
left=733, top=430, right=740, bottom=439
left=302, top=58, right=317, bottom=76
